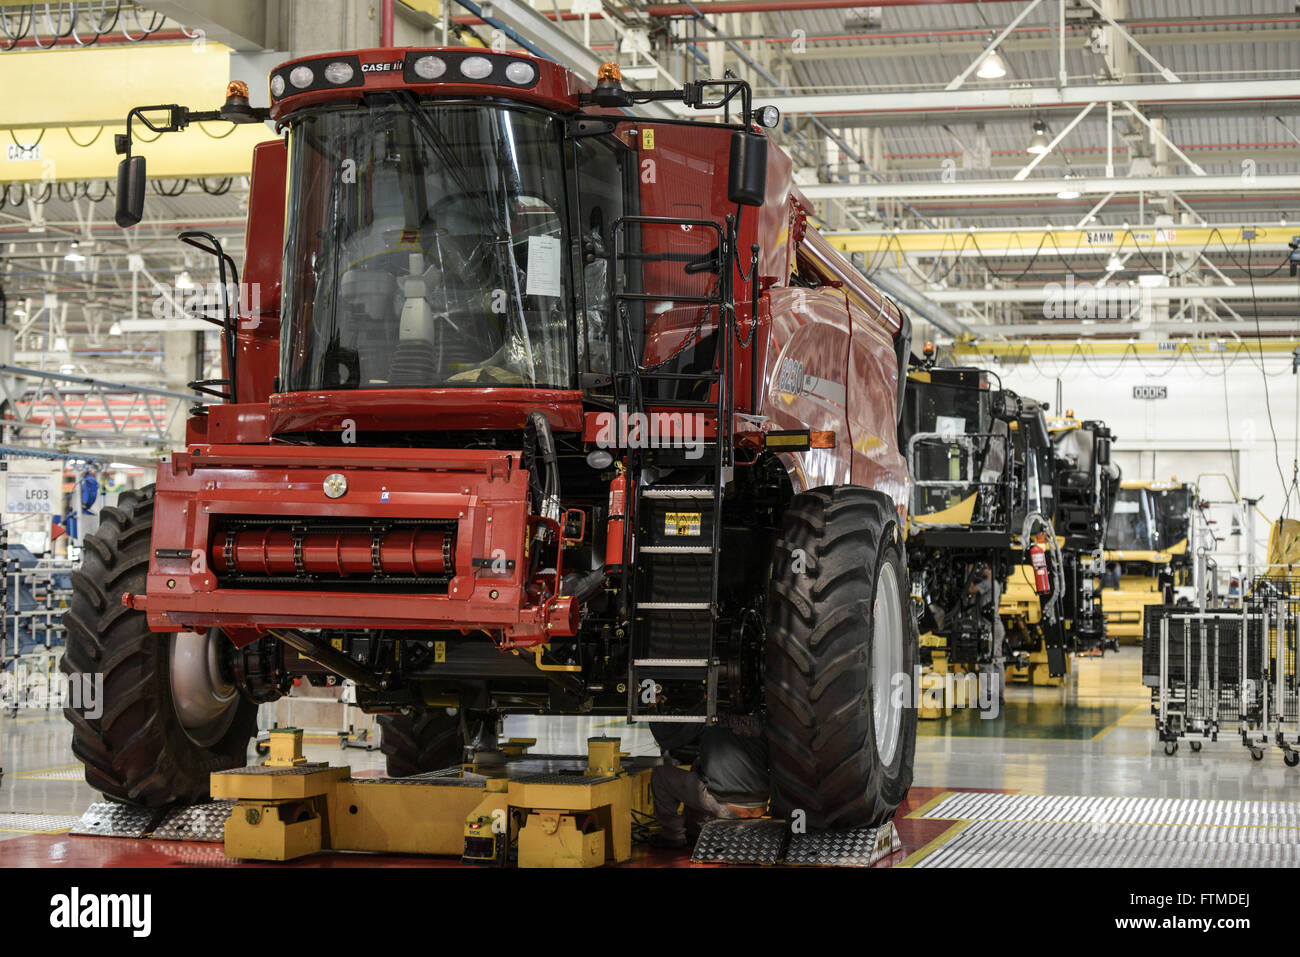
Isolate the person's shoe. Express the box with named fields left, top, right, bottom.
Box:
left=649, top=833, right=688, bottom=850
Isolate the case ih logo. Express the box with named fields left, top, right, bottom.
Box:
left=362, top=60, right=404, bottom=73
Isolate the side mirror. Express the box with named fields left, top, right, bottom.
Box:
left=1097, top=437, right=1112, bottom=467
left=115, top=155, right=146, bottom=228
left=728, top=130, right=767, bottom=207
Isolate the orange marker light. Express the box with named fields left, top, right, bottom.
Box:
left=923, top=340, right=936, bottom=356
left=597, top=62, right=622, bottom=82
left=226, top=80, right=250, bottom=100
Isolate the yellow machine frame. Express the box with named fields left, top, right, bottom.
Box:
left=213, top=728, right=654, bottom=868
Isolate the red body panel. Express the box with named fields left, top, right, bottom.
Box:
left=268, top=388, right=585, bottom=435
left=235, top=141, right=287, bottom=405
left=143, top=446, right=573, bottom=644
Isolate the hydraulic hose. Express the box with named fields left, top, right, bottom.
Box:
left=526, top=411, right=561, bottom=524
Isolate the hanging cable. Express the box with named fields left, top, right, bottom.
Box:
left=65, top=125, right=105, bottom=148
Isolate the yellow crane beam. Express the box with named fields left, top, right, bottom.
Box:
left=950, top=339, right=1300, bottom=359
left=823, top=225, right=1295, bottom=258
left=1, top=41, right=277, bottom=182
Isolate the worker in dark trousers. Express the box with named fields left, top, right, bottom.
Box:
left=650, top=719, right=769, bottom=849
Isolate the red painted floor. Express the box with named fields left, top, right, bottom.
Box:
left=0, top=786, right=992, bottom=868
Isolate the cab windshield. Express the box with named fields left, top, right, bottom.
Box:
left=280, top=99, right=572, bottom=392
left=1106, top=486, right=1156, bottom=551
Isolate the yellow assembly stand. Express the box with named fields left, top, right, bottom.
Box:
left=212, top=728, right=654, bottom=868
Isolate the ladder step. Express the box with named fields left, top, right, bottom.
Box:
left=637, top=602, right=711, bottom=611
left=639, top=545, right=712, bottom=554
left=634, top=658, right=710, bottom=667
left=642, top=487, right=715, bottom=500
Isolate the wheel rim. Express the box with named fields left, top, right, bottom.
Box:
left=871, top=561, right=904, bottom=768
left=170, top=630, right=240, bottom=748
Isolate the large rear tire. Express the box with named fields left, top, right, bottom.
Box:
left=377, top=708, right=463, bottom=777
left=764, top=486, right=918, bottom=828
left=61, top=486, right=258, bottom=806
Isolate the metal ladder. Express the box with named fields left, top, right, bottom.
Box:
left=611, top=215, right=735, bottom=723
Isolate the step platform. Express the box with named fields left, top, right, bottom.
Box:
left=691, top=818, right=901, bottom=867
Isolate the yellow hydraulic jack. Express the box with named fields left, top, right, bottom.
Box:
left=212, top=729, right=654, bottom=868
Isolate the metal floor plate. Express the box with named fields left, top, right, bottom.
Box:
left=690, top=819, right=900, bottom=867
left=921, top=792, right=1300, bottom=828
left=917, top=820, right=1300, bottom=868
left=0, top=812, right=81, bottom=834
left=915, top=793, right=1300, bottom=868
left=152, top=801, right=235, bottom=842
left=785, top=822, right=900, bottom=868
left=692, top=819, right=788, bottom=865
left=71, top=801, right=163, bottom=839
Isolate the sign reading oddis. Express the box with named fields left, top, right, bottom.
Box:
left=1133, top=385, right=1168, bottom=400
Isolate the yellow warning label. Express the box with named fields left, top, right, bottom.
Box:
left=664, top=511, right=701, bottom=536
left=642, top=128, right=655, bottom=150
left=434, top=641, right=446, bottom=664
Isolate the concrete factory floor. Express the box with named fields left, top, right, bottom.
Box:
left=2, top=649, right=1298, bottom=867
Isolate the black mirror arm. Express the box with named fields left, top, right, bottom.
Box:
left=117, top=105, right=225, bottom=158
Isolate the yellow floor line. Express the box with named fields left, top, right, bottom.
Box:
left=12, top=762, right=81, bottom=778
left=1091, top=703, right=1150, bottom=742
left=906, top=790, right=954, bottom=819
left=0, top=827, right=72, bottom=834
left=897, top=821, right=969, bottom=868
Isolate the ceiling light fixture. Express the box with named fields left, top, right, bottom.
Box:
left=976, top=48, right=1007, bottom=80
left=1056, top=171, right=1080, bottom=199
left=1026, top=119, right=1050, bottom=155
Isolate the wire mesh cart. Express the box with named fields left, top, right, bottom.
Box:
left=1145, top=579, right=1300, bottom=764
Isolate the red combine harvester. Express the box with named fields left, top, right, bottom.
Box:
left=63, top=49, right=917, bottom=829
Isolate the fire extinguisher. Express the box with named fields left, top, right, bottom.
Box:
left=605, top=466, right=629, bottom=574
left=1030, top=536, right=1051, bottom=595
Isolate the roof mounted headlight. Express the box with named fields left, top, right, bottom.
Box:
left=460, top=56, right=493, bottom=80
left=504, top=60, right=536, bottom=85
left=289, top=65, right=315, bottom=89
left=269, top=74, right=285, bottom=98
left=324, top=61, right=355, bottom=84
left=753, top=104, right=780, bottom=129
left=412, top=55, right=447, bottom=80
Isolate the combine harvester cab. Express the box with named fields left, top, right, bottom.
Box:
left=1103, top=479, right=1198, bottom=643
left=61, top=50, right=918, bottom=840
